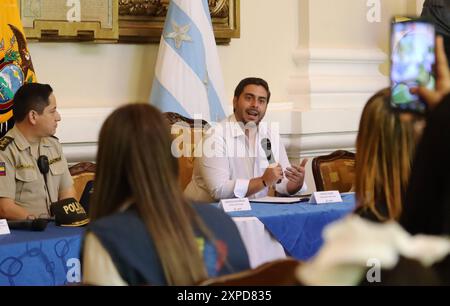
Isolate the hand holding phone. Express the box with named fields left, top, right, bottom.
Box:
left=411, top=36, right=450, bottom=110
left=390, top=19, right=436, bottom=115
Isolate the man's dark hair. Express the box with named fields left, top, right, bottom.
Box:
left=13, top=83, right=53, bottom=122
left=234, top=77, right=271, bottom=102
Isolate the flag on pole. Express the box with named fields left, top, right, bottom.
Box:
left=151, top=0, right=227, bottom=122
left=0, top=0, right=37, bottom=137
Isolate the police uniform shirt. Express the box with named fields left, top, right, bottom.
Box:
left=0, top=126, right=73, bottom=217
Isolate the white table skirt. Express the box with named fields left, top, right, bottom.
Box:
left=232, top=216, right=286, bottom=268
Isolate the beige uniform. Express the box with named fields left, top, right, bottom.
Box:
left=0, top=126, right=73, bottom=217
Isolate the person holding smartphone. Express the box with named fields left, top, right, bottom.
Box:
left=352, top=19, right=436, bottom=222
left=296, top=37, right=450, bottom=285
left=400, top=35, right=450, bottom=232
left=399, top=35, right=450, bottom=285
left=410, top=36, right=450, bottom=109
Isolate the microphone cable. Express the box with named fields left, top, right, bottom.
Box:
left=37, top=155, right=53, bottom=216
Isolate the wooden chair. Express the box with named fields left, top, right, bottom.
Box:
left=163, top=112, right=210, bottom=190
left=312, top=150, right=355, bottom=192
left=199, top=258, right=302, bottom=286
left=69, top=162, right=96, bottom=202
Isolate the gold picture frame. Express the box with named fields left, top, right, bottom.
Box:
left=19, top=0, right=239, bottom=44
left=118, top=0, right=240, bottom=44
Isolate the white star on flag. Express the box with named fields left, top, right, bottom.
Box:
left=165, top=20, right=192, bottom=49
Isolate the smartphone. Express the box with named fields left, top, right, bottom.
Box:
left=390, top=19, right=435, bottom=114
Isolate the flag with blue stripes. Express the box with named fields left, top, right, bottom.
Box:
left=150, top=0, right=227, bottom=122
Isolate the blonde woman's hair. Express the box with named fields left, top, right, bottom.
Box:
left=355, top=88, right=419, bottom=221
left=90, top=103, right=213, bottom=285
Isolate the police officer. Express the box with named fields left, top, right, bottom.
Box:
left=0, top=83, right=75, bottom=220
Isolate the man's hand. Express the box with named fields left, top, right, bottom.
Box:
left=411, top=36, right=450, bottom=110
left=286, top=158, right=308, bottom=194
left=261, top=163, right=283, bottom=186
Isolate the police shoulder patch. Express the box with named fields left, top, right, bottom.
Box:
left=0, top=137, right=14, bottom=151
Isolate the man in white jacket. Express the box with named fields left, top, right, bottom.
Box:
left=184, top=77, right=307, bottom=202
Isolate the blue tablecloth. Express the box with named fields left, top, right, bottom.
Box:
left=0, top=194, right=355, bottom=285
left=0, top=223, right=84, bottom=286
left=227, top=193, right=355, bottom=260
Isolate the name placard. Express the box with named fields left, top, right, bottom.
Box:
left=219, top=198, right=252, bottom=213
left=309, top=191, right=342, bottom=204
left=0, top=219, right=10, bottom=235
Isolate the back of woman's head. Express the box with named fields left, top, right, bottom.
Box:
left=355, top=88, right=418, bottom=221
left=91, top=103, right=179, bottom=217
left=91, top=103, right=211, bottom=285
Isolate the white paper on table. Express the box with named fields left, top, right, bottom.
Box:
left=249, top=196, right=305, bottom=204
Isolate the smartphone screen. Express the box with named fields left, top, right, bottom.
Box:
left=390, top=19, right=435, bottom=114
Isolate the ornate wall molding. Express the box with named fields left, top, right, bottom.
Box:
left=288, top=47, right=389, bottom=109
left=119, top=0, right=167, bottom=17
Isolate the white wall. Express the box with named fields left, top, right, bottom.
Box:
left=28, top=43, right=157, bottom=107
left=26, top=0, right=423, bottom=192
left=285, top=0, right=423, bottom=192
left=28, top=0, right=300, bottom=108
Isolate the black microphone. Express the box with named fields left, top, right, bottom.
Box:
left=37, top=155, right=49, bottom=175
left=261, top=138, right=282, bottom=184
left=261, top=138, right=276, bottom=164
left=7, top=218, right=48, bottom=231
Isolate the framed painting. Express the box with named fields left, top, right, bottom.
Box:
left=118, top=0, right=240, bottom=44
left=19, top=0, right=239, bottom=44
